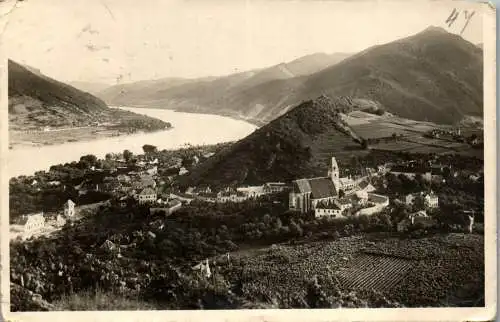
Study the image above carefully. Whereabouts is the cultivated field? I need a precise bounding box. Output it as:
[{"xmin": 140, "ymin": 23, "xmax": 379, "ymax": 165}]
[
  {"xmin": 342, "ymin": 112, "xmax": 481, "ymax": 157},
  {"xmin": 219, "ymin": 233, "xmax": 484, "ymax": 307},
  {"xmin": 336, "ymin": 254, "xmax": 414, "ymax": 292}
]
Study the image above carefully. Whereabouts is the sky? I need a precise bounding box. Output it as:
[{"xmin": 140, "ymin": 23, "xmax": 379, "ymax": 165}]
[{"xmin": 1, "ymin": 0, "xmax": 485, "ymax": 85}]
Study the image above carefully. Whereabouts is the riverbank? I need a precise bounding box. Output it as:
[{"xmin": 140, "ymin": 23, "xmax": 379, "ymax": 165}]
[
  {"xmin": 9, "ymin": 107, "xmax": 171, "ymax": 150},
  {"xmin": 9, "ymin": 126, "xmax": 172, "ymax": 150},
  {"xmin": 7, "ymin": 107, "xmax": 257, "ymax": 178},
  {"xmin": 112, "ymin": 104, "xmax": 267, "ymax": 127}
]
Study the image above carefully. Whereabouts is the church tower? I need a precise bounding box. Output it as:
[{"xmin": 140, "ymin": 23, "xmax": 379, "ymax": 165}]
[{"xmin": 328, "ymin": 157, "xmax": 340, "ymax": 193}]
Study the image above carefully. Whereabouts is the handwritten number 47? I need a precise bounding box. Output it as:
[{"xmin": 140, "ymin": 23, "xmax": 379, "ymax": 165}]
[{"xmin": 445, "ymin": 8, "xmax": 475, "ymax": 35}]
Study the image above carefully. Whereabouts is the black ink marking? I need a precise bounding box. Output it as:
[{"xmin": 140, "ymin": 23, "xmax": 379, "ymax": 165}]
[
  {"xmin": 444, "ymin": 8, "xmax": 475, "ymax": 35},
  {"xmin": 460, "ymin": 10, "xmax": 475, "ymax": 35},
  {"xmin": 445, "ymin": 8, "xmax": 459, "ymax": 27},
  {"xmin": 100, "ymin": 0, "xmax": 115, "ymax": 21}
]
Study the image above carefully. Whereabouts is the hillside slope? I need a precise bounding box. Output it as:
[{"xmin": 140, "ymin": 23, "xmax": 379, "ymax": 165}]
[
  {"xmin": 227, "ymin": 27, "xmax": 483, "ymax": 124},
  {"xmin": 9, "ymin": 60, "xmax": 110, "ymax": 129},
  {"xmin": 181, "ymin": 95, "xmax": 363, "ymax": 189},
  {"xmin": 8, "ymin": 60, "xmax": 170, "ymax": 146}
]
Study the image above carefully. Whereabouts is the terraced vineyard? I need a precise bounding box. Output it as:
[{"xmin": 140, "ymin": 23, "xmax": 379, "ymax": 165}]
[
  {"xmin": 221, "ymin": 233, "xmax": 484, "ymax": 307},
  {"xmin": 336, "ymin": 254, "xmax": 415, "ymax": 293}
]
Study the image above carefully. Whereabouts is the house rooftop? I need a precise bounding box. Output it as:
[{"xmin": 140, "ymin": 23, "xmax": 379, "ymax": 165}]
[
  {"xmin": 292, "ymin": 177, "xmax": 337, "ymax": 199},
  {"xmin": 140, "ymin": 187, "xmax": 156, "ymax": 195},
  {"xmin": 316, "ymin": 201, "xmax": 341, "ymax": 210}
]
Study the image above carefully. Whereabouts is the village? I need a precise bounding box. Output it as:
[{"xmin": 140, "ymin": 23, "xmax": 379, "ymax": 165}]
[{"xmin": 10, "ymin": 143, "xmax": 481, "ymax": 243}]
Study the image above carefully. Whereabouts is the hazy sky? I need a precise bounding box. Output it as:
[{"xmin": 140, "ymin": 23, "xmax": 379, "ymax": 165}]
[{"xmin": 2, "ymin": 0, "xmax": 485, "ymax": 84}]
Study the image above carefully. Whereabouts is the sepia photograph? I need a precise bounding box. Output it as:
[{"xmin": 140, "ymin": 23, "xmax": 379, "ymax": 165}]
[{"xmin": 1, "ymin": 0, "xmax": 496, "ymax": 321}]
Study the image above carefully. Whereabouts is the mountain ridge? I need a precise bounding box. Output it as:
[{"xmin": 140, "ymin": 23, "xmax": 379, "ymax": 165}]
[{"xmin": 98, "ymin": 27, "xmax": 483, "ymax": 126}]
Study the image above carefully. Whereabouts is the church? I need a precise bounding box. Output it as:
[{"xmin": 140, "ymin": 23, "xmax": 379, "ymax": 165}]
[{"xmin": 289, "ymin": 157, "xmax": 345, "ymax": 213}]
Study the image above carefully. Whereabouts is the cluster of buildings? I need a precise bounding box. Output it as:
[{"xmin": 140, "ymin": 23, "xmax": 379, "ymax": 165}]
[
  {"xmin": 184, "ymin": 182, "xmax": 289, "ymax": 204},
  {"xmin": 404, "ymin": 191, "xmax": 439, "ymax": 208},
  {"xmin": 288, "ymin": 157, "xmax": 389, "ymax": 219}
]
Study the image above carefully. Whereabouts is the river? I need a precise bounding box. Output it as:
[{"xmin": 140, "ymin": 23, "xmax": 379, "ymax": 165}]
[{"xmin": 8, "ymin": 107, "xmax": 258, "ymax": 178}]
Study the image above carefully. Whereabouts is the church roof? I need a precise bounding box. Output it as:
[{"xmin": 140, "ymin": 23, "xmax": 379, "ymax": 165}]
[{"xmin": 293, "ymin": 177, "xmax": 337, "ymax": 199}]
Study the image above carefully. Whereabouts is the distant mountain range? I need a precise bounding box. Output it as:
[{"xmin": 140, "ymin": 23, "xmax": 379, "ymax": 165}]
[
  {"xmin": 180, "ymin": 95, "xmax": 363, "ymax": 189},
  {"xmin": 97, "ymin": 52, "xmax": 351, "ymax": 124},
  {"xmin": 97, "ymin": 27, "xmax": 483, "ymax": 126}
]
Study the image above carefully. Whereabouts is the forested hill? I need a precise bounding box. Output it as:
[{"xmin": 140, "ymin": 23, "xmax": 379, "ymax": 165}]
[{"xmin": 180, "ymin": 95, "xmax": 363, "ymax": 189}]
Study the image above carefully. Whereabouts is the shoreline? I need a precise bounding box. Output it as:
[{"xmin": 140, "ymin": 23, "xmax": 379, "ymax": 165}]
[
  {"xmin": 8, "ymin": 126, "xmax": 173, "ymax": 151},
  {"xmin": 114, "ymin": 104, "xmax": 267, "ymax": 127}
]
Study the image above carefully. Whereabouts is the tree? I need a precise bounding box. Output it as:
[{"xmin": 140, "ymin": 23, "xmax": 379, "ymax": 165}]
[
  {"xmin": 79, "ymin": 154, "xmax": 98, "ymax": 169},
  {"xmin": 361, "ymin": 139, "xmax": 369, "ymax": 150},
  {"xmin": 123, "ymin": 150, "xmax": 133, "ymax": 162},
  {"xmin": 143, "ymin": 144, "xmax": 158, "ymax": 154}
]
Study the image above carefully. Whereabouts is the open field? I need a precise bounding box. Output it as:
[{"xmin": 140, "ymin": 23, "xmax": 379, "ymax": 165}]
[{"xmin": 219, "ymin": 233, "xmax": 484, "ymax": 307}]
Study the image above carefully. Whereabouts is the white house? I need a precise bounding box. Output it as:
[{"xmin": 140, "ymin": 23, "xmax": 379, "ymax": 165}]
[
  {"xmin": 314, "ymin": 201, "xmax": 344, "ymax": 218},
  {"xmin": 192, "ymin": 259, "xmax": 211, "ymax": 278},
  {"xmin": 355, "ymin": 190, "xmax": 369, "ymax": 205},
  {"xmin": 55, "ymin": 214, "xmax": 66, "ymax": 227},
  {"xmin": 146, "ymin": 166, "xmax": 158, "ymax": 176},
  {"xmin": 64, "ymin": 199, "xmax": 76, "ymax": 218},
  {"xmin": 22, "ymin": 213, "xmax": 45, "ymax": 234},
  {"xmin": 138, "ymin": 187, "xmax": 157, "ymax": 204},
  {"xmin": 179, "ymin": 167, "xmax": 189, "ymax": 176},
  {"xmin": 339, "ymin": 177, "xmax": 357, "ymax": 194},
  {"xmin": 237, "ymin": 185, "xmax": 265, "ymax": 198},
  {"xmin": 263, "ymin": 182, "xmax": 288, "ymax": 194},
  {"xmin": 424, "ymin": 193, "xmax": 439, "ymax": 208}
]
